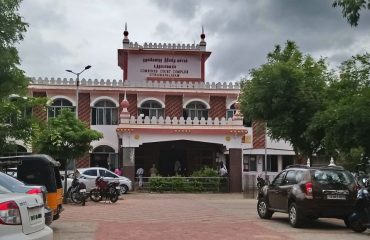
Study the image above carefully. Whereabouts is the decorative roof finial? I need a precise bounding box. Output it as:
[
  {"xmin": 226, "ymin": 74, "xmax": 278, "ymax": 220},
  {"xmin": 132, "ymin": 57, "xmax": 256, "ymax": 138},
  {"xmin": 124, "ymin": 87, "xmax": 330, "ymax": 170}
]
[
  {"xmin": 199, "ymin": 25, "xmax": 206, "ymax": 49},
  {"xmin": 120, "ymin": 91, "xmax": 129, "ymax": 109},
  {"xmin": 328, "ymin": 157, "xmax": 336, "ymax": 166},
  {"xmin": 123, "ymin": 22, "xmax": 129, "ymax": 46},
  {"xmin": 200, "ymin": 25, "xmax": 205, "ymax": 40},
  {"xmin": 124, "ymin": 22, "xmax": 129, "ymax": 37}
]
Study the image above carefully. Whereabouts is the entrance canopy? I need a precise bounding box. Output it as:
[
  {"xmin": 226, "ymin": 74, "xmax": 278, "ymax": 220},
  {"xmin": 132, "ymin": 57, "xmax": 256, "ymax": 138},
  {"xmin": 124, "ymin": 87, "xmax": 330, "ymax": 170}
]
[{"xmin": 116, "ymin": 117, "xmax": 252, "ymax": 150}]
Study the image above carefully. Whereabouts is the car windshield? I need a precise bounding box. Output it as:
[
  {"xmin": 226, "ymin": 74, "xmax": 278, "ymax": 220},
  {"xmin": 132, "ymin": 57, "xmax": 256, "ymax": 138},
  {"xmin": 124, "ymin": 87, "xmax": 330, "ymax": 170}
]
[
  {"xmin": 0, "ymin": 171, "xmax": 24, "ymax": 191},
  {"xmin": 312, "ymin": 169, "xmax": 354, "ymax": 186}
]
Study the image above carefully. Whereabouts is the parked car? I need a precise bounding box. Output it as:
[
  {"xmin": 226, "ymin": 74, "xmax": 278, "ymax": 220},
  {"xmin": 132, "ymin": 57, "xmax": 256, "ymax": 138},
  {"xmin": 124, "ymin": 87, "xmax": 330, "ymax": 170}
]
[
  {"xmin": 0, "ymin": 171, "xmax": 53, "ymax": 226},
  {"xmin": 0, "ymin": 155, "xmax": 64, "ymax": 221},
  {"xmin": 66, "ymin": 167, "xmax": 132, "ymax": 194},
  {"xmin": 0, "ymin": 185, "xmax": 53, "ymax": 240},
  {"xmin": 257, "ymin": 165, "xmax": 358, "ymax": 228}
]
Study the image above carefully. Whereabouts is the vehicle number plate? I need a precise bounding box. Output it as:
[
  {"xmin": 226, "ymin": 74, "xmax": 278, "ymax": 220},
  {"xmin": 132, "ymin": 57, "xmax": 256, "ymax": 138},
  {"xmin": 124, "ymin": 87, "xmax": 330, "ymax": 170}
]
[
  {"xmin": 116, "ymin": 186, "xmax": 121, "ymax": 190},
  {"xmin": 327, "ymin": 195, "xmax": 346, "ymax": 200},
  {"xmin": 28, "ymin": 207, "xmax": 43, "ymax": 225},
  {"xmin": 79, "ymin": 189, "xmax": 87, "ymax": 193}
]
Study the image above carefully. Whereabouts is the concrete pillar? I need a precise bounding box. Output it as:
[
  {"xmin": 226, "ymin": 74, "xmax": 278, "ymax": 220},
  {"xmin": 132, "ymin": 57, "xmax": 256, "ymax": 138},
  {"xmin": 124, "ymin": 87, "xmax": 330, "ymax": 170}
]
[
  {"xmin": 229, "ymin": 148, "xmax": 242, "ymax": 192},
  {"xmin": 122, "ymin": 147, "xmax": 135, "ymax": 183}
]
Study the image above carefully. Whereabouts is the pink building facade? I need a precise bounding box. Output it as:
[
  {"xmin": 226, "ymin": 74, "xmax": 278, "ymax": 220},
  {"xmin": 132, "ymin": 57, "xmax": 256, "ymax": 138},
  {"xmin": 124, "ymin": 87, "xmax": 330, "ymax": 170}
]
[{"xmin": 27, "ymin": 27, "xmax": 294, "ymax": 192}]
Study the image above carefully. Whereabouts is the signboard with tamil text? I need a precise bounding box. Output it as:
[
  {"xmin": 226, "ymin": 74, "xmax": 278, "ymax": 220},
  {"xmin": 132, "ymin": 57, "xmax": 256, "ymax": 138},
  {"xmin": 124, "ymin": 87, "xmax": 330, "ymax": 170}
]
[{"xmin": 127, "ymin": 53, "xmax": 201, "ymax": 82}]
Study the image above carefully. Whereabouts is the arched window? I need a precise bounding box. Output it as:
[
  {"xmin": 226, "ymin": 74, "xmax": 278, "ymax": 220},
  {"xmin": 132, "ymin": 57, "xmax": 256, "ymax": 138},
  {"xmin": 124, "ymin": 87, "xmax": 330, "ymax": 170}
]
[
  {"xmin": 5, "ymin": 96, "xmax": 32, "ymax": 124},
  {"xmin": 92, "ymin": 100, "xmax": 118, "ymax": 125},
  {"xmin": 139, "ymin": 100, "xmax": 164, "ymax": 118},
  {"xmin": 93, "ymin": 145, "xmax": 115, "ymax": 153},
  {"xmin": 227, "ymin": 103, "xmax": 236, "ymax": 119},
  {"xmin": 48, "ymin": 98, "xmax": 74, "ymax": 119},
  {"xmin": 184, "ymin": 101, "xmax": 208, "ymax": 120},
  {"xmin": 91, "ymin": 145, "xmax": 117, "ymax": 170}
]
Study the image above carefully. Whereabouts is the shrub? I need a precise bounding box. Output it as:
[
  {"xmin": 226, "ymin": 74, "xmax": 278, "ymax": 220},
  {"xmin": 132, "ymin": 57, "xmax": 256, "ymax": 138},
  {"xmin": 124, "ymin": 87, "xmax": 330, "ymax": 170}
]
[{"xmin": 148, "ymin": 167, "xmax": 223, "ymax": 193}]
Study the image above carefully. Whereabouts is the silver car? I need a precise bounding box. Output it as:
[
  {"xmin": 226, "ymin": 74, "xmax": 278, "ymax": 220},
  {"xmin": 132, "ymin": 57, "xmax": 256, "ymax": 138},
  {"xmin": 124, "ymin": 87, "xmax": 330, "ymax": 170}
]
[
  {"xmin": 0, "ymin": 186, "xmax": 53, "ymax": 240},
  {"xmin": 67, "ymin": 167, "xmax": 132, "ymax": 194}
]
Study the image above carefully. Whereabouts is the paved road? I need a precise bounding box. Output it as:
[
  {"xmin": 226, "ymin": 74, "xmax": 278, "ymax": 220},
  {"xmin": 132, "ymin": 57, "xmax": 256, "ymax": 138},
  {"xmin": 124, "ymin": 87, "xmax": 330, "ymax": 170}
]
[{"xmin": 52, "ymin": 193, "xmax": 370, "ymax": 240}]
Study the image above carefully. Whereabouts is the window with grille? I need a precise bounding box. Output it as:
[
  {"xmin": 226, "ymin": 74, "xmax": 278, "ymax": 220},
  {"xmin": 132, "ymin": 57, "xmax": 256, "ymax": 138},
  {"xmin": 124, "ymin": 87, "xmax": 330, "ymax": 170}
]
[
  {"xmin": 226, "ymin": 103, "xmax": 236, "ymax": 119},
  {"xmin": 91, "ymin": 100, "xmax": 118, "ymax": 125},
  {"xmin": 139, "ymin": 100, "xmax": 164, "ymax": 118},
  {"xmin": 48, "ymin": 98, "xmax": 74, "ymax": 119},
  {"xmin": 184, "ymin": 101, "xmax": 208, "ymax": 120}
]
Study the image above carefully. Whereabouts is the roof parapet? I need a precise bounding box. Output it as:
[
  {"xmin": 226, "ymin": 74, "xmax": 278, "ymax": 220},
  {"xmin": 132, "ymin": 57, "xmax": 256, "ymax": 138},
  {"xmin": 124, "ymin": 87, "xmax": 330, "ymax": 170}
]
[{"xmin": 29, "ymin": 77, "xmax": 240, "ymax": 89}]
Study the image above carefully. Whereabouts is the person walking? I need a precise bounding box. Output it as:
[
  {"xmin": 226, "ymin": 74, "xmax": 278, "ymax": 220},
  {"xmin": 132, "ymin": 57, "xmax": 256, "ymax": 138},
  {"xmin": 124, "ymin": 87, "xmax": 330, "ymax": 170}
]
[{"xmin": 136, "ymin": 167, "xmax": 144, "ymax": 188}]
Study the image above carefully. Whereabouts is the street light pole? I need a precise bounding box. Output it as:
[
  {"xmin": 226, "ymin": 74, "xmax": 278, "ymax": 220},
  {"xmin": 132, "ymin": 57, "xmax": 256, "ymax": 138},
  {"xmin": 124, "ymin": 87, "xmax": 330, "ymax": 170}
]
[
  {"xmin": 63, "ymin": 65, "xmax": 91, "ymax": 204},
  {"xmin": 65, "ymin": 65, "xmax": 91, "ymax": 118},
  {"xmin": 264, "ymin": 121, "xmax": 268, "ymax": 182}
]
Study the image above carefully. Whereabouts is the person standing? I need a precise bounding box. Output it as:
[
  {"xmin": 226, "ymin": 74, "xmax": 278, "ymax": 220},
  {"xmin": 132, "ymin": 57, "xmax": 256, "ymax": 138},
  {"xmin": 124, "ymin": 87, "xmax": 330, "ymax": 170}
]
[
  {"xmin": 219, "ymin": 162, "xmax": 228, "ymax": 177},
  {"xmin": 114, "ymin": 168, "xmax": 122, "ymax": 176},
  {"xmin": 174, "ymin": 160, "xmax": 181, "ymax": 175},
  {"xmin": 150, "ymin": 164, "xmax": 158, "ymax": 177},
  {"xmin": 136, "ymin": 167, "xmax": 144, "ymax": 188}
]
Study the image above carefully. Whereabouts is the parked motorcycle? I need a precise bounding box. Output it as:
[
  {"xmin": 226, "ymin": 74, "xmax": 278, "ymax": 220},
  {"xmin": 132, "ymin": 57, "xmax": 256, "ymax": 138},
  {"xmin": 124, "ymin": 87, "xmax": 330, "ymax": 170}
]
[
  {"xmin": 89, "ymin": 176, "xmax": 120, "ymax": 203},
  {"xmin": 348, "ymin": 178, "xmax": 370, "ymax": 233},
  {"xmin": 68, "ymin": 176, "xmax": 88, "ymax": 206},
  {"xmin": 256, "ymin": 175, "xmax": 267, "ymax": 192}
]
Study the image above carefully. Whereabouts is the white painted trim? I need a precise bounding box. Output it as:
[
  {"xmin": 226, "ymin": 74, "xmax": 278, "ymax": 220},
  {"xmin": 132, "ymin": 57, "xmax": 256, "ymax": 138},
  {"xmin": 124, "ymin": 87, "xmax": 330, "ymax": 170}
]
[
  {"xmin": 91, "ymin": 141, "xmax": 118, "ymax": 153},
  {"xmin": 137, "ymin": 97, "xmax": 165, "ymax": 108},
  {"xmin": 227, "ymin": 100, "xmax": 237, "ymax": 109},
  {"xmin": 183, "ymin": 98, "xmax": 210, "ymax": 109},
  {"xmin": 90, "ymin": 96, "xmax": 119, "ymax": 107},
  {"xmin": 48, "ymin": 95, "xmax": 76, "ymax": 106}
]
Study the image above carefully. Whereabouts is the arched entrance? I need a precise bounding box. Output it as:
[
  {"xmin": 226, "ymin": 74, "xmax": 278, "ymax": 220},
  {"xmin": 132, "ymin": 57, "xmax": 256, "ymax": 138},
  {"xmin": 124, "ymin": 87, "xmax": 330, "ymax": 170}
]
[
  {"xmin": 90, "ymin": 145, "xmax": 117, "ymax": 170},
  {"xmin": 134, "ymin": 140, "xmax": 224, "ymax": 177}
]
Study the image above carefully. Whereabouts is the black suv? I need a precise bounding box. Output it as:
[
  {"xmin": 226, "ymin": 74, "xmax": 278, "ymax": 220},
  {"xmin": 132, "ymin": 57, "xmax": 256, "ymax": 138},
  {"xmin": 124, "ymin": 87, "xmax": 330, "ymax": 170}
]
[{"xmin": 257, "ymin": 165, "xmax": 357, "ymax": 228}]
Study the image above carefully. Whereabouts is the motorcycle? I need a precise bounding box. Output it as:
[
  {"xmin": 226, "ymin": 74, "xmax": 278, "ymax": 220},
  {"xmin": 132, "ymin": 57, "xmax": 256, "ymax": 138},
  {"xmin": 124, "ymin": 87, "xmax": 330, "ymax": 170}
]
[
  {"xmin": 89, "ymin": 176, "xmax": 120, "ymax": 203},
  {"xmin": 68, "ymin": 176, "xmax": 88, "ymax": 206},
  {"xmin": 256, "ymin": 175, "xmax": 267, "ymax": 192},
  {"xmin": 348, "ymin": 178, "xmax": 370, "ymax": 233}
]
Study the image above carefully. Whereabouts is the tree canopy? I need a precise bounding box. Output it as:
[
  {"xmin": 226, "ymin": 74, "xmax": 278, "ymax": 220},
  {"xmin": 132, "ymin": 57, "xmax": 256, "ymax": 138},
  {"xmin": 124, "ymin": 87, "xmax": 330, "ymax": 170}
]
[
  {"xmin": 308, "ymin": 53, "xmax": 370, "ymax": 162},
  {"xmin": 0, "ymin": 96, "xmax": 46, "ymax": 155},
  {"xmin": 240, "ymin": 41, "xmax": 330, "ymax": 158},
  {"xmin": 333, "ymin": 0, "xmax": 370, "ymax": 26},
  {"xmin": 240, "ymin": 41, "xmax": 370, "ymax": 167},
  {"xmin": 34, "ymin": 109, "xmax": 103, "ymax": 162},
  {"xmin": 0, "ymin": 0, "xmax": 29, "ymax": 98}
]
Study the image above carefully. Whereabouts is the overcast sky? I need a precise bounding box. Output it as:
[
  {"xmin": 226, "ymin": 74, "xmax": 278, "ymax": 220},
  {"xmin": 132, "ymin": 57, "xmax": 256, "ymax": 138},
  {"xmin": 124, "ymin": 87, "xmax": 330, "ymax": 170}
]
[{"xmin": 18, "ymin": 0, "xmax": 370, "ymax": 83}]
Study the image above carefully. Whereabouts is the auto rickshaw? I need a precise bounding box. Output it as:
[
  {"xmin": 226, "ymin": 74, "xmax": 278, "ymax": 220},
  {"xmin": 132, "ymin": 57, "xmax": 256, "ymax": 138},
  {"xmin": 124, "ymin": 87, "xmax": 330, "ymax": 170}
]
[{"xmin": 0, "ymin": 154, "xmax": 64, "ymax": 220}]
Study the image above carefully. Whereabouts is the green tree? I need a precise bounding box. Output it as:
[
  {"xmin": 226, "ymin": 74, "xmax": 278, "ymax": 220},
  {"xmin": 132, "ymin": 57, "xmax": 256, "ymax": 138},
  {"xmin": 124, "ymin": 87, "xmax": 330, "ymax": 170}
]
[
  {"xmin": 239, "ymin": 41, "xmax": 330, "ymax": 158},
  {"xmin": 0, "ymin": 96, "xmax": 46, "ymax": 155},
  {"xmin": 333, "ymin": 0, "xmax": 370, "ymax": 26},
  {"xmin": 0, "ymin": 0, "xmax": 29, "ymax": 98},
  {"xmin": 33, "ymin": 109, "xmax": 103, "ymax": 201},
  {"xmin": 308, "ymin": 53, "xmax": 370, "ymax": 165}
]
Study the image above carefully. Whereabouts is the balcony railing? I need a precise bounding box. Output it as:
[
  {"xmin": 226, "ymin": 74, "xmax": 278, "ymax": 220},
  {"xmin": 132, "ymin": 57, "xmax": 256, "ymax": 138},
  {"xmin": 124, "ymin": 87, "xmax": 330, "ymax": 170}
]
[
  {"xmin": 122, "ymin": 116, "xmax": 243, "ymax": 126},
  {"xmin": 29, "ymin": 77, "xmax": 240, "ymax": 90}
]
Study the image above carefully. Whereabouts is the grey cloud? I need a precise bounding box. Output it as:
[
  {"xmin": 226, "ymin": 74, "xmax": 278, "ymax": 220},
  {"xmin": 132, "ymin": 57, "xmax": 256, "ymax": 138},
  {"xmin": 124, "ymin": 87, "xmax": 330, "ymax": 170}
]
[
  {"xmin": 152, "ymin": 22, "xmax": 175, "ymax": 41},
  {"xmin": 152, "ymin": 0, "xmax": 201, "ymax": 19},
  {"xmin": 16, "ymin": 0, "xmax": 370, "ymax": 84}
]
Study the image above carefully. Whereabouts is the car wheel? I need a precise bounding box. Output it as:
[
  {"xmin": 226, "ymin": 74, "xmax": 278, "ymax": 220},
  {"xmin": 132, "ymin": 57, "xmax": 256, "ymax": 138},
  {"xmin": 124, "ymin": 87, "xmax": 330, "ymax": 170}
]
[
  {"xmin": 120, "ymin": 184, "xmax": 129, "ymax": 194},
  {"xmin": 289, "ymin": 203, "xmax": 305, "ymax": 228},
  {"xmin": 351, "ymin": 220, "xmax": 367, "ymax": 233},
  {"xmin": 257, "ymin": 199, "xmax": 273, "ymax": 219}
]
